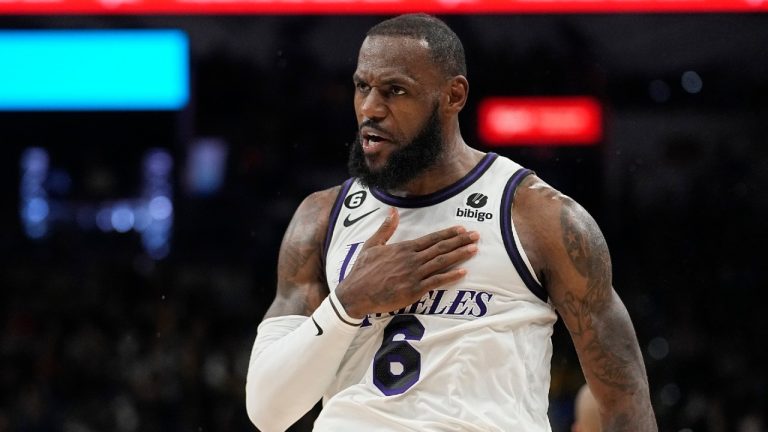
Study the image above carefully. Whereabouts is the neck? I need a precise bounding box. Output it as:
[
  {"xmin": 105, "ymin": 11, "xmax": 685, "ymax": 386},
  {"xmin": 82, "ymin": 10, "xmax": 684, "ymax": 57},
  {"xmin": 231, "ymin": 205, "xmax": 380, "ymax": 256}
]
[{"xmin": 386, "ymin": 133, "xmax": 485, "ymax": 197}]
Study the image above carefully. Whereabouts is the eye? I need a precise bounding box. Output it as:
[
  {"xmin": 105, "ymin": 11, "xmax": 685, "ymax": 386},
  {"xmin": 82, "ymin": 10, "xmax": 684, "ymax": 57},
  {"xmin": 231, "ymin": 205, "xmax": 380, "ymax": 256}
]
[
  {"xmin": 390, "ymin": 86, "xmax": 406, "ymax": 96},
  {"xmin": 355, "ymin": 81, "xmax": 370, "ymax": 93}
]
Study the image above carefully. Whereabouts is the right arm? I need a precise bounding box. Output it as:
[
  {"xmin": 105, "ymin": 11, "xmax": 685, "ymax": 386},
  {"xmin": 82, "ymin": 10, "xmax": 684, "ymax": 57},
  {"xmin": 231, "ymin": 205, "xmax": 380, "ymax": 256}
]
[
  {"xmin": 245, "ymin": 187, "xmax": 345, "ymax": 432},
  {"xmin": 246, "ymin": 188, "xmax": 480, "ymax": 431},
  {"xmin": 263, "ymin": 187, "xmax": 338, "ymax": 320}
]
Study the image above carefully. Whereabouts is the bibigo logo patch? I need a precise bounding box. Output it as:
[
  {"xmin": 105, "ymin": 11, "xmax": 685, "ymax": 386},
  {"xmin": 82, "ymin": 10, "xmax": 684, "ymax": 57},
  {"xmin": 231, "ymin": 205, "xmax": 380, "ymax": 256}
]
[{"xmin": 455, "ymin": 193, "xmax": 493, "ymax": 222}]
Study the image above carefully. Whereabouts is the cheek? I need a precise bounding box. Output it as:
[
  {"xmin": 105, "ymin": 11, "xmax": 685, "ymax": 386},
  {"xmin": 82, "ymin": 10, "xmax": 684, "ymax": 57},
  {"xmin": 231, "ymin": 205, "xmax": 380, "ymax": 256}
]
[
  {"xmin": 391, "ymin": 109, "xmax": 426, "ymax": 141},
  {"xmin": 395, "ymin": 115, "xmax": 427, "ymax": 144}
]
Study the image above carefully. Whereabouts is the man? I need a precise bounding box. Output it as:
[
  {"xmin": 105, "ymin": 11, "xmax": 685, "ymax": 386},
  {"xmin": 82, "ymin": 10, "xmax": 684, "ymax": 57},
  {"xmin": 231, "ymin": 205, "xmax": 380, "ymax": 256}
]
[
  {"xmin": 246, "ymin": 13, "xmax": 656, "ymax": 432},
  {"xmin": 573, "ymin": 384, "xmax": 602, "ymax": 432}
]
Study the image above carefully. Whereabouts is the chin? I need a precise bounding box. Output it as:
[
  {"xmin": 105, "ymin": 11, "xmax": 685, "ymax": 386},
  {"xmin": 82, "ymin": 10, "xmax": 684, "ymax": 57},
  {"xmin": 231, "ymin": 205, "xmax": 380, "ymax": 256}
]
[{"xmin": 364, "ymin": 151, "xmax": 390, "ymax": 171}]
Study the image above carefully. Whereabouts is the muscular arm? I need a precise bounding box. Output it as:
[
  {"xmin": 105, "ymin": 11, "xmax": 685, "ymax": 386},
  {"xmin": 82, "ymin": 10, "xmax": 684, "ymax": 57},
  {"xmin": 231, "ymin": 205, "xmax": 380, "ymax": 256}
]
[
  {"xmin": 514, "ymin": 176, "xmax": 657, "ymax": 432},
  {"xmin": 263, "ymin": 186, "xmax": 338, "ymax": 319},
  {"xmin": 246, "ymin": 187, "xmax": 354, "ymax": 432}
]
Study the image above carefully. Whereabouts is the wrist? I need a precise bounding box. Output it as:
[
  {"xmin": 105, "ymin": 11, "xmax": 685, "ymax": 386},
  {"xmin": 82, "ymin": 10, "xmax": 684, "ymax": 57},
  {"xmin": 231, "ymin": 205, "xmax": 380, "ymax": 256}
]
[
  {"xmin": 329, "ymin": 289, "xmax": 365, "ymax": 324},
  {"xmin": 331, "ymin": 287, "xmax": 366, "ymax": 321}
]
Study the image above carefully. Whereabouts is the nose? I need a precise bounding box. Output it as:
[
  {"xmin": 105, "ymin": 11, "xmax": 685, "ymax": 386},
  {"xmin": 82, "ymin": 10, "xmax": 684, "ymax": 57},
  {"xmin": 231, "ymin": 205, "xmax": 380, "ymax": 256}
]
[{"xmin": 358, "ymin": 89, "xmax": 387, "ymax": 123}]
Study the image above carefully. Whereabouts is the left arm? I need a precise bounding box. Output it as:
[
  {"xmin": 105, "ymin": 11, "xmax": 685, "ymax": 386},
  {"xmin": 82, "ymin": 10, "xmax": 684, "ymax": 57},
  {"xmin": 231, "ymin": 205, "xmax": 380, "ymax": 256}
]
[{"xmin": 514, "ymin": 176, "xmax": 656, "ymax": 432}]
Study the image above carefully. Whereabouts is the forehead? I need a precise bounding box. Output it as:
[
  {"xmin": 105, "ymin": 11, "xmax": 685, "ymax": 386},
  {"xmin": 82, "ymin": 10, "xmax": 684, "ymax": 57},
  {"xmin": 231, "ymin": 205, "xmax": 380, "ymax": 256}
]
[{"xmin": 355, "ymin": 35, "xmax": 440, "ymax": 84}]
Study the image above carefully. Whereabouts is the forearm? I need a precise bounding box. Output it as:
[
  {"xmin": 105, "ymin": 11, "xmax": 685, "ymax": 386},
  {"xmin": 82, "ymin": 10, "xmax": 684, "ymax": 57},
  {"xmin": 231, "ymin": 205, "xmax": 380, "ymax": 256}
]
[
  {"xmin": 245, "ymin": 292, "xmax": 361, "ymax": 432},
  {"xmin": 602, "ymin": 390, "xmax": 656, "ymax": 432},
  {"xmin": 581, "ymin": 298, "xmax": 657, "ymax": 432},
  {"xmin": 597, "ymin": 365, "xmax": 655, "ymax": 432}
]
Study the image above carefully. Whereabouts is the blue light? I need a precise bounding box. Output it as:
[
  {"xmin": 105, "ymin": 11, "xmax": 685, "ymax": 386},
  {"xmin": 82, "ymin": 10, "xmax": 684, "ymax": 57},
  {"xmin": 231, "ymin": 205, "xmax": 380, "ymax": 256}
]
[
  {"xmin": 111, "ymin": 205, "xmax": 135, "ymax": 233},
  {"xmin": 186, "ymin": 138, "xmax": 228, "ymax": 196},
  {"xmin": 148, "ymin": 196, "xmax": 173, "ymax": 220},
  {"xmin": 97, "ymin": 207, "xmax": 113, "ymax": 232},
  {"xmin": 0, "ymin": 30, "xmax": 189, "ymax": 110},
  {"xmin": 19, "ymin": 147, "xmax": 50, "ymax": 239},
  {"xmin": 141, "ymin": 149, "xmax": 174, "ymax": 260},
  {"xmin": 25, "ymin": 198, "xmax": 50, "ymax": 223}
]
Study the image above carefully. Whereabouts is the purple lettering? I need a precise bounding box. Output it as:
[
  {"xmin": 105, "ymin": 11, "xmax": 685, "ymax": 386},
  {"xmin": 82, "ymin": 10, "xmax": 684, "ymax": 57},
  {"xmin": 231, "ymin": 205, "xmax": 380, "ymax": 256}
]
[
  {"xmin": 427, "ymin": 289, "xmax": 449, "ymax": 315},
  {"xmin": 338, "ymin": 242, "xmax": 364, "ymax": 282},
  {"xmin": 446, "ymin": 290, "xmax": 475, "ymax": 315},
  {"xmin": 471, "ymin": 291, "xmax": 493, "ymax": 317},
  {"xmin": 407, "ymin": 290, "xmax": 434, "ymax": 315}
]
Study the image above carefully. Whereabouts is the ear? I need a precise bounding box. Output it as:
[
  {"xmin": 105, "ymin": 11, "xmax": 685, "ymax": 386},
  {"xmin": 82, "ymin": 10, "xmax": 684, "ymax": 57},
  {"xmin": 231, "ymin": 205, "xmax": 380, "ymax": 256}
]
[{"xmin": 444, "ymin": 75, "xmax": 469, "ymax": 113}]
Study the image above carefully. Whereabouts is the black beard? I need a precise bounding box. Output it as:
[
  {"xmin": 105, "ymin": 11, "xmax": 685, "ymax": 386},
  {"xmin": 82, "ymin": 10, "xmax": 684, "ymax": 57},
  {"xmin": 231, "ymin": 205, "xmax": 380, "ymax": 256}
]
[{"xmin": 347, "ymin": 107, "xmax": 443, "ymax": 191}]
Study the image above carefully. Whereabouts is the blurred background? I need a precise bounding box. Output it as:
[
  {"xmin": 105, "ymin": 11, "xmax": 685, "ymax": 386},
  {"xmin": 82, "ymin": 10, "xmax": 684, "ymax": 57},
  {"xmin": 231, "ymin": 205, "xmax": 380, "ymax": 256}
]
[{"xmin": 1, "ymin": 3, "xmax": 767, "ymax": 432}]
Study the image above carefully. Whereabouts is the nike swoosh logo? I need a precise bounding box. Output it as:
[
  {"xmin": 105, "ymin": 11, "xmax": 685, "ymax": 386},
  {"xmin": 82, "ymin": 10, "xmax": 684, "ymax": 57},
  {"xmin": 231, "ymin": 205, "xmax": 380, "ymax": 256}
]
[
  {"xmin": 343, "ymin": 207, "xmax": 380, "ymax": 227},
  {"xmin": 312, "ymin": 317, "xmax": 323, "ymax": 336}
]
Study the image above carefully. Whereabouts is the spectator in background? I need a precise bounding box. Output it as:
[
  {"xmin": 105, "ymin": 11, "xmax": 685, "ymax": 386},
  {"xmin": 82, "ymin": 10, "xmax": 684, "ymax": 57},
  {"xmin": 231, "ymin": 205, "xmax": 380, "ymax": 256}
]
[{"xmin": 573, "ymin": 384, "xmax": 602, "ymax": 432}]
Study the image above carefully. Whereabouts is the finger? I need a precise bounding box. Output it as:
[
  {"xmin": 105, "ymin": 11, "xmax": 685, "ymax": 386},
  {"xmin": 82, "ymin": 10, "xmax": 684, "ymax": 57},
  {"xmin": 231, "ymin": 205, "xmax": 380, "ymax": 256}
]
[
  {"xmin": 417, "ymin": 230, "xmax": 479, "ymax": 263},
  {"xmin": 408, "ymin": 225, "xmax": 467, "ymax": 252},
  {"xmin": 418, "ymin": 243, "xmax": 478, "ymax": 279},
  {"xmin": 418, "ymin": 268, "xmax": 468, "ymax": 292},
  {"xmin": 362, "ymin": 207, "xmax": 399, "ymax": 249}
]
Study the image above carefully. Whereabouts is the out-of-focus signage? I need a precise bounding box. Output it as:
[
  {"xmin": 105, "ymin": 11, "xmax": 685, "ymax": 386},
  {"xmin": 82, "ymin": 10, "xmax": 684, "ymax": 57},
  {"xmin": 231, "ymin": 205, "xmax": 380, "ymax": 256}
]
[
  {"xmin": 478, "ymin": 97, "xmax": 603, "ymax": 146},
  {"xmin": 0, "ymin": 30, "xmax": 188, "ymax": 110}
]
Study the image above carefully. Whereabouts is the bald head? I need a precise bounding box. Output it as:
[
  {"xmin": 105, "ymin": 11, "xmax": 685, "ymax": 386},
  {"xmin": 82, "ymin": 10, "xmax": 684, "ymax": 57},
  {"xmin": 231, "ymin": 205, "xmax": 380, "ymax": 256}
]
[{"xmin": 573, "ymin": 385, "xmax": 602, "ymax": 432}]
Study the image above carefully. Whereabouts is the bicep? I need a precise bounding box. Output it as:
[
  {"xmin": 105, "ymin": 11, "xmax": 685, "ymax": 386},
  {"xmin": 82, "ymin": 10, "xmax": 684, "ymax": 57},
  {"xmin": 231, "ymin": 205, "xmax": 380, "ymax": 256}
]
[
  {"xmin": 542, "ymin": 197, "xmax": 647, "ymax": 399},
  {"xmin": 547, "ymin": 197, "xmax": 615, "ymax": 343},
  {"xmin": 263, "ymin": 188, "xmax": 338, "ymax": 320},
  {"xmin": 515, "ymin": 179, "xmax": 654, "ymax": 429}
]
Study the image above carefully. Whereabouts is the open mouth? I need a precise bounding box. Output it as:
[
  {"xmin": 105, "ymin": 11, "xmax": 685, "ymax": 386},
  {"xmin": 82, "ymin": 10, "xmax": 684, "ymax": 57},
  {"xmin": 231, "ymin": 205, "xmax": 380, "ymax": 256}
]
[{"xmin": 362, "ymin": 131, "xmax": 390, "ymax": 153}]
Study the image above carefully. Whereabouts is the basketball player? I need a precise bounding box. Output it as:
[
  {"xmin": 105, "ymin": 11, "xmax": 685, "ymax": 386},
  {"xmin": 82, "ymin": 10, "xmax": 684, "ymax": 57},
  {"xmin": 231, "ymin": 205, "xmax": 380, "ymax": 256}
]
[
  {"xmin": 573, "ymin": 384, "xmax": 602, "ymax": 432},
  {"xmin": 245, "ymin": 14, "xmax": 656, "ymax": 432}
]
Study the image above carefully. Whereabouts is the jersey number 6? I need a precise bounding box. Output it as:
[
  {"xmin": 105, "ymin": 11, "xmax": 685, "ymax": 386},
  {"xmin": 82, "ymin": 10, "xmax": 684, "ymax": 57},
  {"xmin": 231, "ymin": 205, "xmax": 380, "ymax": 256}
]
[{"xmin": 373, "ymin": 315, "xmax": 425, "ymax": 396}]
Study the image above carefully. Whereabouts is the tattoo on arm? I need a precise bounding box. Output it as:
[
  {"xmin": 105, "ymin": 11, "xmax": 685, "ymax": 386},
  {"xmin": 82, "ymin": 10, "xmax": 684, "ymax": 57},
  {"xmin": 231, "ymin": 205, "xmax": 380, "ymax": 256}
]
[
  {"xmin": 271, "ymin": 189, "xmax": 337, "ymax": 317},
  {"xmin": 524, "ymin": 180, "xmax": 654, "ymax": 430},
  {"xmin": 557, "ymin": 202, "xmax": 638, "ymax": 393}
]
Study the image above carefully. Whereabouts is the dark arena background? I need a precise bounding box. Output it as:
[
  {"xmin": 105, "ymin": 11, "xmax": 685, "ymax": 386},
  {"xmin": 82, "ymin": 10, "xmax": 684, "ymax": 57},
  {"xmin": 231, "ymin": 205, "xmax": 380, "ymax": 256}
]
[{"xmin": 1, "ymin": 2, "xmax": 767, "ymax": 431}]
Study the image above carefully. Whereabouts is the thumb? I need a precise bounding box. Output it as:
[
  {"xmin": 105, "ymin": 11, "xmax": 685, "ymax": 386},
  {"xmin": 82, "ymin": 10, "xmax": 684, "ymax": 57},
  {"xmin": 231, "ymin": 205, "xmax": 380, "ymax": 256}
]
[{"xmin": 363, "ymin": 207, "xmax": 399, "ymax": 249}]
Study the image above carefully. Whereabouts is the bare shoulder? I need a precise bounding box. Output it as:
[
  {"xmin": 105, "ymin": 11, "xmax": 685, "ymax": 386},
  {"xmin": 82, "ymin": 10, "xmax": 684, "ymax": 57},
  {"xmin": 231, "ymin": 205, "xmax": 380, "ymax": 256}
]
[
  {"xmin": 263, "ymin": 185, "xmax": 343, "ymax": 320},
  {"xmin": 511, "ymin": 174, "xmax": 611, "ymax": 303}
]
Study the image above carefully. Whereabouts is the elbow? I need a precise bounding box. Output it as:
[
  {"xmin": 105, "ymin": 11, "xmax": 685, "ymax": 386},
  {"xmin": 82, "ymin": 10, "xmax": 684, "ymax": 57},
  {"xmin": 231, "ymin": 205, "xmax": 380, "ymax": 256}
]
[
  {"xmin": 245, "ymin": 377, "xmax": 293, "ymax": 432},
  {"xmin": 245, "ymin": 379, "xmax": 274, "ymax": 431},
  {"xmin": 245, "ymin": 382, "xmax": 265, "ymax": 429}
]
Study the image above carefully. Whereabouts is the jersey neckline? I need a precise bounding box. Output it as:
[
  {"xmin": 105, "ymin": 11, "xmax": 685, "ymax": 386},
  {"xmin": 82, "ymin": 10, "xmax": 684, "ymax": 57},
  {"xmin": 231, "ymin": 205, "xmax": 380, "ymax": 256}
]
[{"xmin": 369, "ymin": 152, "xmax": 498, "ymax": 208}]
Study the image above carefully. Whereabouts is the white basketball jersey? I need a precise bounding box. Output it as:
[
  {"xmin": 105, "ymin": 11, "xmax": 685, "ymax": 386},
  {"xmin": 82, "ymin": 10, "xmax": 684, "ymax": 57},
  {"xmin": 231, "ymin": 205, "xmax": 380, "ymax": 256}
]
[{"xmin": 317, "ymin": 153, "xmax": 557, "ymax": 432}]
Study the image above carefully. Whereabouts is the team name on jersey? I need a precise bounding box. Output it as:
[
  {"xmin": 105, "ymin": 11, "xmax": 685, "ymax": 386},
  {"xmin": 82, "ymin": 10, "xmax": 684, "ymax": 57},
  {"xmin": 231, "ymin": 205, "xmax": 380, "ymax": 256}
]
[{"xmin": 360, "ymin": 288, "xmax": 494, "ymax": 327}]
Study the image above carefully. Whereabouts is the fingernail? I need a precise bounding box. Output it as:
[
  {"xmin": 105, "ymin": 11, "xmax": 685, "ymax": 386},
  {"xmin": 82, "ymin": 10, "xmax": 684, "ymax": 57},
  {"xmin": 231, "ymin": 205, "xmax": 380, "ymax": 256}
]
[
  {"xmin": 467, "ymin": 244, "xmax": 478, "ymax": 253},
  {"xmin": 469, "ymin": 231, "xmax": 480, "ymax": 241},
  {"xmin": 455, "ymin": 226, "xmax": 466, "ymax": 234}
]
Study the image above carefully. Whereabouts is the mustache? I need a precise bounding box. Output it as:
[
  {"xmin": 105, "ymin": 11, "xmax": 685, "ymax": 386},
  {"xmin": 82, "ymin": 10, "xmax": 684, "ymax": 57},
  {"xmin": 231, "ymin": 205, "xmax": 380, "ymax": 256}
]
[{"xmin": 358, "ymin": 119, "xmax": 389, "ymax": 136}]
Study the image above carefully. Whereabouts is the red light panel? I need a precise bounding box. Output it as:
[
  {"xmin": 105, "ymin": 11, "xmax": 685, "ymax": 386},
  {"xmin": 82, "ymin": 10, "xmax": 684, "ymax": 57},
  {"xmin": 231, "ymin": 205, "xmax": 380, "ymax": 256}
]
[
  {"xmin": 478, "ymin": 97, "xmax": 603, "ymax": 147},
  {"xmin": 0, "ymin": 0, "xmax": 766, "ymax": 14}
]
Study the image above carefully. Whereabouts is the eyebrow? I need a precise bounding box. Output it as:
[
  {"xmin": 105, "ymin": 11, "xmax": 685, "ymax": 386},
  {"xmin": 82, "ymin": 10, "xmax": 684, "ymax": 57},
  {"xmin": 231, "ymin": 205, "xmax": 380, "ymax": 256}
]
[{"xmin": 352, "ymin": 73, "xmax": 415, "ymax": 87}]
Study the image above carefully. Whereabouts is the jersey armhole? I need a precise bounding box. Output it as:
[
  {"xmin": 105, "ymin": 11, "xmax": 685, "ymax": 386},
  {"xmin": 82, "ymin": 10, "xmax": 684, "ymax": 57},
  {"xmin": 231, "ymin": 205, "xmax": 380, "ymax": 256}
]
[
  {"xmin": 500, "ymin": 169, "xmax": 548, "ymax": 303},
  {"xmin": 322, "ymin": 178, "xmax": 355, "ymax": 266}
]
